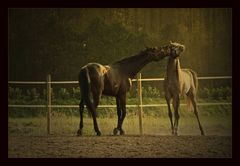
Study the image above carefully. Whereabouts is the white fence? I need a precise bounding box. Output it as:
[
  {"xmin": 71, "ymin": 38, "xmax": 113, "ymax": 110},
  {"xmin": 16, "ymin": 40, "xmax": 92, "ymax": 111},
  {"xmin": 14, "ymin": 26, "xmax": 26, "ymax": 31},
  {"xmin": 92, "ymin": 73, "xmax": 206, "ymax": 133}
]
[{"xmin": 8, "ymin": 74, "xmax": 232, "ymax": 134}]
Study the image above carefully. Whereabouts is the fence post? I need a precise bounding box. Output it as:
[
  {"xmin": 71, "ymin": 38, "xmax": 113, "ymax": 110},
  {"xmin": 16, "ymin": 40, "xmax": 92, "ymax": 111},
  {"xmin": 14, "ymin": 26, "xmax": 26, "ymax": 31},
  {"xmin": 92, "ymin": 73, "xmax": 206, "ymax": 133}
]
[
  {"xmin": 137, "ymin": 73, "xmax": 143, "ymax": 135},
  {"xmin": 47, "ymin": 74, "xmax": 51, "ymax": 134}
]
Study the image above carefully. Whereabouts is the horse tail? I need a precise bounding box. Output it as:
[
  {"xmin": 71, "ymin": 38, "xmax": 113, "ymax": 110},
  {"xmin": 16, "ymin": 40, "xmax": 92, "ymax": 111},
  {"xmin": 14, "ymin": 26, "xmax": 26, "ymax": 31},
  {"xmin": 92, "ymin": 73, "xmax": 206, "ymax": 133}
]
[
  {"xmin": 185, "ymin": 69, "xmax": 198, "ymax": 112},
  {"xmin": 186, "ymin": 95, "xmax": 193, "ymax": 112},
  {"xmin": 79, "ymin": 67, "xmax": 93, "ymax": 116}
]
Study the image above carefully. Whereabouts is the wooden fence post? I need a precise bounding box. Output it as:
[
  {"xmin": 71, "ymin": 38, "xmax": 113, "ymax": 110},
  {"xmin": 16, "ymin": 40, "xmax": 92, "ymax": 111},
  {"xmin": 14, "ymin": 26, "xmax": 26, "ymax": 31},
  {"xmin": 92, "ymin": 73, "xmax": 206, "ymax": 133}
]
[
  {"xmin": 137, "ymin": 73, "xmax": 143, "ymax": 135},
  {"xmin": 47, "ymin": 74, "xmax": 51, "ymax": 134}
]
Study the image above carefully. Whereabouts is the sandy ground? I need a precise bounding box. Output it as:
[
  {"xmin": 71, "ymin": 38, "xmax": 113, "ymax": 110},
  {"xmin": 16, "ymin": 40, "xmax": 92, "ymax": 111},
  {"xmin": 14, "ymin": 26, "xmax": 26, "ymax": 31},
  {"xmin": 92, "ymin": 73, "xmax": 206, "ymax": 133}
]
[{"xmin": 8, "ymin": 135, "xmax": 232, "ymax": 158}]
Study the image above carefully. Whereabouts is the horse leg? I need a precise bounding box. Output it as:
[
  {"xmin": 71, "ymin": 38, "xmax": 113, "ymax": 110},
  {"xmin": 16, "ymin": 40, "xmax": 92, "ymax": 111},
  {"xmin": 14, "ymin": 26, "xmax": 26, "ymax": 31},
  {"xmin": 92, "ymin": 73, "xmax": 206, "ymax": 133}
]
[
  {"xmin": 83, "ymin": 94, "xmax": 101, "ymax": 136},
  {"xmin": 89, "ymin": 107, "xmax": 101, "ymax": 136},
  {"xmin": 77, "ymin": 99, "xmax": 84, "ymax": 136},
  {"xmin": 172, "ymin": 95, "xmax": 180, "ymax": 136},
  {"xmin": 118, "ymin": 94, "xmax": 126, "ymax": 135},
  {"xmin": 189, "ymin": 92, "xmax": 205, "ymax": 135},
  {"xmin": 90, "ymin": 89, "xmax": 102, "ymax": 136},
  {"xmin": 165, "ymin": 95, "xmax": 174, "ymax": 135},
  {"xmin": 113, "ymin": 97, "xmax": 122, "ymax": 135},
  {"xmin": 93, "ymin": 90, "xmax": 102, "ymax": 117}
]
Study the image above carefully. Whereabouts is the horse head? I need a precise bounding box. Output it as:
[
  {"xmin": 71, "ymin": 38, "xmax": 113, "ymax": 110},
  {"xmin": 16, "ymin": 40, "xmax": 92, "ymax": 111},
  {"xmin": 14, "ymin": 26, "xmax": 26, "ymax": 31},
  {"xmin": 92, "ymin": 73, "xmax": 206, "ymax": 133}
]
[
  {"xmin": 144, "ymin": 46, "xmax": 169, "ymax": 61},
  {"xmin": 168, "ymin": 41, "xmax": 185, "ymax": 58}
]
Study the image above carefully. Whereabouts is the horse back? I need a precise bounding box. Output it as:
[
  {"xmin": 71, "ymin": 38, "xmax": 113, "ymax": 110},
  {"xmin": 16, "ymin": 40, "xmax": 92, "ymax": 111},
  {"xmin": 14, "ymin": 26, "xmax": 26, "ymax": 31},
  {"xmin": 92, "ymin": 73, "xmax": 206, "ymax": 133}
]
[
  {"xmin": 164, "ymin": 68, "xmax": 197, "ymax": 96},
  {"xmin": 80, "ymin": 63, "xmax": 109, "ymax": 93}
]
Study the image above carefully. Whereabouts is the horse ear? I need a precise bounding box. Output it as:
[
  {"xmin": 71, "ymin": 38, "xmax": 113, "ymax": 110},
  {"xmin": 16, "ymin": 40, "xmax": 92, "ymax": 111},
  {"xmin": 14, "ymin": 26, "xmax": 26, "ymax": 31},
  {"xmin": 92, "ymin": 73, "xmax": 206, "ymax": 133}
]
[{"xmin": 169, "ymin": 40, "xmax": 173, "ymax": 44}]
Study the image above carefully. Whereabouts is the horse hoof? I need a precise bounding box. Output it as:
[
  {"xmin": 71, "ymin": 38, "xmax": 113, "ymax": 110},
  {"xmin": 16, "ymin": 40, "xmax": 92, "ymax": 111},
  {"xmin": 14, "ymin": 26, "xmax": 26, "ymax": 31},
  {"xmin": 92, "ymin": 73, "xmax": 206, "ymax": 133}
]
[
  {"xmin": 120, "ymin": 129, "xmax": 125, "ymax": 135},
  {"xmin": 113, "ymin": 128, "xmax": 119, "ymax": 135},
  {"xmin": 77, "ymin": 129, "xmax": 82, "ymax": 136},
  {"xmin": 201, "ymin": 131, "xmax": 205, "ymax": 136},
  {"xmin": 96, "ymin": 131, "xmax": 101, "ymax": 136}
]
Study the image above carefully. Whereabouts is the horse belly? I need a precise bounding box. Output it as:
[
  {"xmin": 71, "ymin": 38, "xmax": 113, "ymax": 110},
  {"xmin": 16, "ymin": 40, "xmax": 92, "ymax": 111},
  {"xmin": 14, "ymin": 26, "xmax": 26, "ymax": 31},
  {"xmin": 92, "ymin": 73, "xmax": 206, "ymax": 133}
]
[
  {"xmin": 102, "ymin": 86, "xmax": 119, "ymax": 96},
  {"xmin": 102, "ymin": 75, "xmax": 120, "ymax": 96},
  {"xmin": 182, "ymin": 83, "xmax": 190, "ymax": 94}
]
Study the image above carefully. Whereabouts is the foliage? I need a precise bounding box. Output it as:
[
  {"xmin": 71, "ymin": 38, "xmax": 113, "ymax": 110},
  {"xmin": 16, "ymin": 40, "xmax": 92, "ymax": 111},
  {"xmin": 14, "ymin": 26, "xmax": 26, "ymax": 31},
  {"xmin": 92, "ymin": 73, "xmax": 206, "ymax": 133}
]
[
  {"xmin": 8, "ymin": 86, "xmax": 232, "ymax": 117},
  {"xmin": 9, "ymin": 9, "xmax": 232, "ymax": 80},
  {"xmin": 57, "ymin": 88, "xmax": 70, "ymax": 100},
  {"xmin": 8, "ymin": 86, "xmax": 232, "ymax": 102},
  {"xmin": 198, "ymin": 86, "xmax": 232, "ymax": 101},
  {"xmin": 9, "ymin": 12, "xmax": 151, "ymax": 80},
  {"xmin": 142, "ymin": 86, "xmax": 161, "ymax": 98},
  {"xmin": 8, "ymin": 87, "xmax": 23, "ymax": 100},
  {"xmin": 26, "ymin": 88, "xmax": 40, "ymax": 101}
]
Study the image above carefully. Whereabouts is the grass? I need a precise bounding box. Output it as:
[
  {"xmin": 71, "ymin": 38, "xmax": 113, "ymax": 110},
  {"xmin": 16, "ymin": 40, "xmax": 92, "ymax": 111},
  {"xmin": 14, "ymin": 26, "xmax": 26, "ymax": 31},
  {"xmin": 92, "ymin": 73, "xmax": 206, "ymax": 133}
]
[{"xmin": 8, "ymin": 106, "xmax": 232, "ymax": 136}]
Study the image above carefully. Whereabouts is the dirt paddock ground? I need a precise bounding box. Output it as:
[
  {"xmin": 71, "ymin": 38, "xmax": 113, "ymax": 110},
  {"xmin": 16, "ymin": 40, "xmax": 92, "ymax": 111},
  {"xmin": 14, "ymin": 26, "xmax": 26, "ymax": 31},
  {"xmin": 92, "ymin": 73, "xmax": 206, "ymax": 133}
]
[{"xmin": 8, "ymin": 135, "xmax": 232, "ymax": 158}]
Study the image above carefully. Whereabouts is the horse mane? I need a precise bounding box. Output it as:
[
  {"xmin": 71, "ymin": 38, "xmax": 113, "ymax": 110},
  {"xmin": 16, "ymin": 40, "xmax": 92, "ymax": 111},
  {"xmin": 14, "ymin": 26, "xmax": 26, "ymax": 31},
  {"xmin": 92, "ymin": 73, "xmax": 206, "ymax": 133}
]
[
  {"xmin": 112, "ymin": 50, "xmax": 145, "ymax": 66},
  {"xmin": 111, "ymin": 50, "xmax": 150, "ymax": 78}
]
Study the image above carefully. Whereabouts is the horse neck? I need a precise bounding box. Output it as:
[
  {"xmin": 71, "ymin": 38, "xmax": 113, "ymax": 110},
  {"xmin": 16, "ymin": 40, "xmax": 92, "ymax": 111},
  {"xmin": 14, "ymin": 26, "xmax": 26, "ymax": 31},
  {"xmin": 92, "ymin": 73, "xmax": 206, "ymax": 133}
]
[
  {"xmin": 113, "ymin": 52, "xmax": 151, "ymax": 78},
  {"xmin": 166, "ymin": 57, "xmax": 181, "ymax": 81}
]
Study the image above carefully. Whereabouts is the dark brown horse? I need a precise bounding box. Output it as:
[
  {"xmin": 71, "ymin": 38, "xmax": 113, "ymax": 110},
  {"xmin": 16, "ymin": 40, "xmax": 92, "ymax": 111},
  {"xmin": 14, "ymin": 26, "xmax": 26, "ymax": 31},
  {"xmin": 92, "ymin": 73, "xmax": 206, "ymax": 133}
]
[
  {"xmin": 163, "ymin": 42, "xmax": 205, "ymax": 136},
  {"xmin": 77, "ymin": 46, "xmax": 171, "ymax": 136}
]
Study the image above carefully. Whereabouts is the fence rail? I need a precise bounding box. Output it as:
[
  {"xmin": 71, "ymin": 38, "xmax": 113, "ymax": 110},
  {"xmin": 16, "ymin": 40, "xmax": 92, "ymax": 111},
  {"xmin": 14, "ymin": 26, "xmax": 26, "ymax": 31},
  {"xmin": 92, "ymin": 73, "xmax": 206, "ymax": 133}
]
[
  {"xmin": 8, "ymin": 76, "xmax": 232, "ymax": 84},
  {"xmin": 8, "ymin": 74, "xmax": 232, "ymax": 135},
  {"xmin": 8, "ymin": 102, "xmax": 232, "ymax": 109}
]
